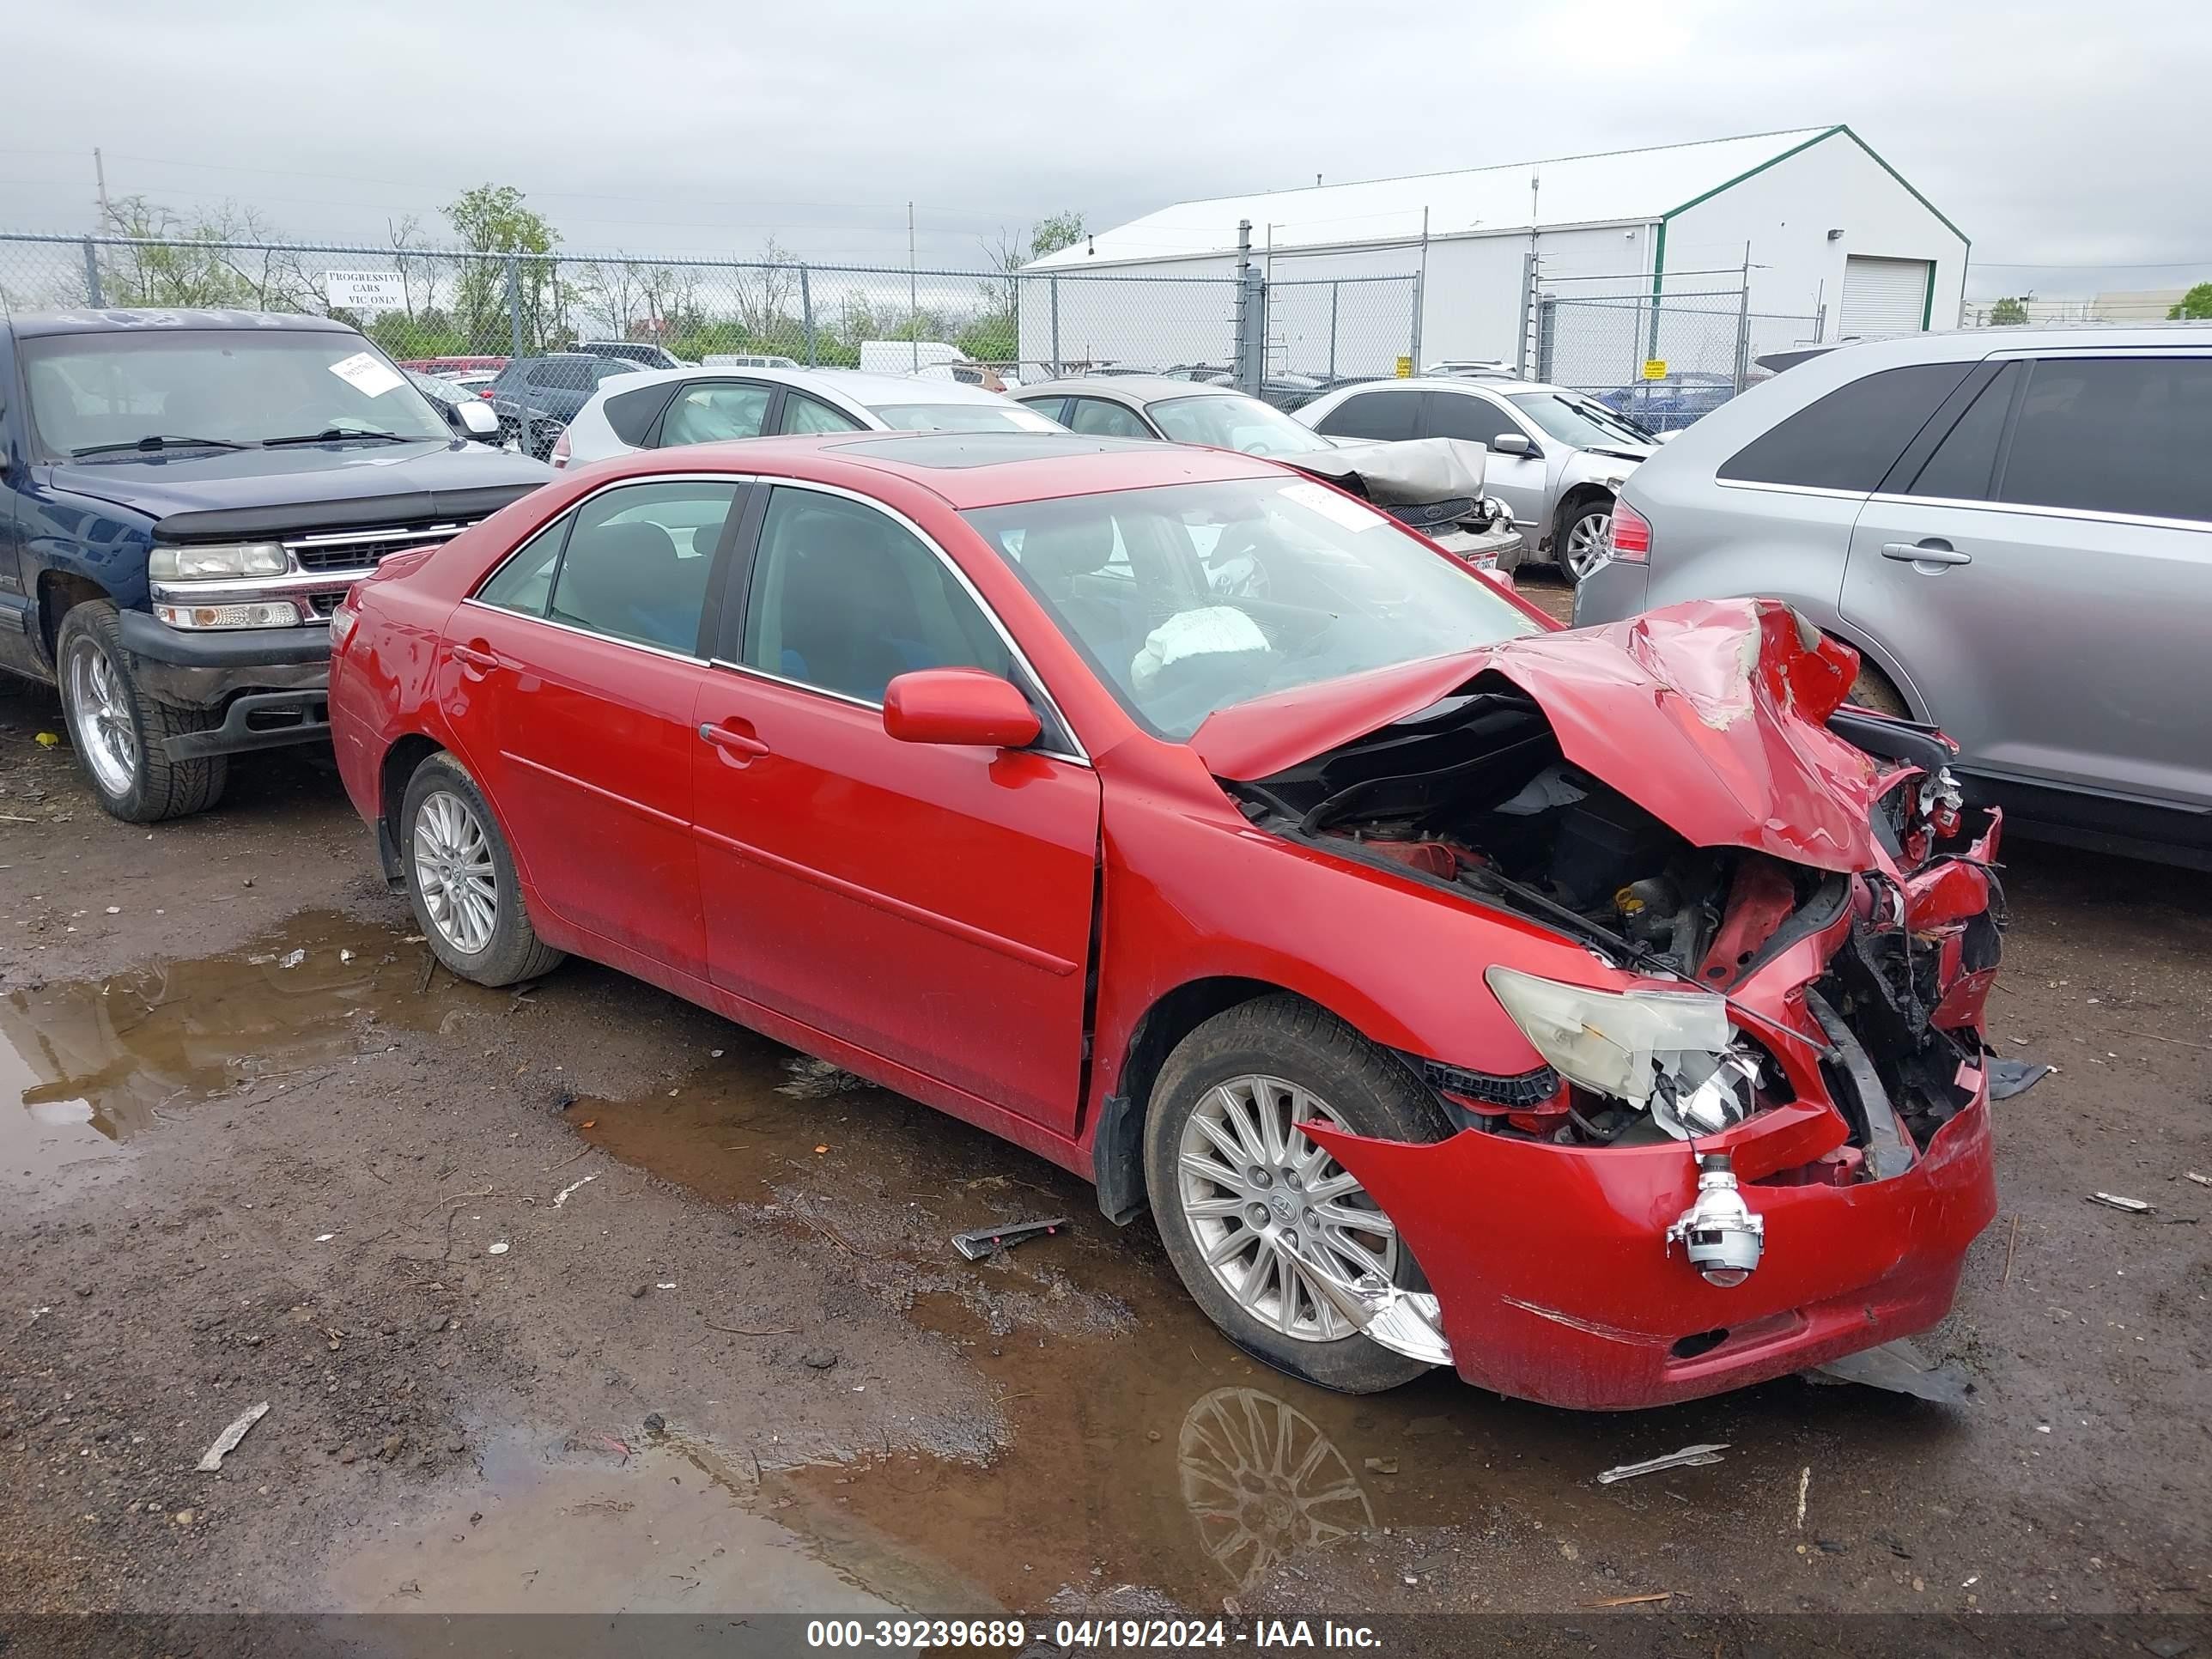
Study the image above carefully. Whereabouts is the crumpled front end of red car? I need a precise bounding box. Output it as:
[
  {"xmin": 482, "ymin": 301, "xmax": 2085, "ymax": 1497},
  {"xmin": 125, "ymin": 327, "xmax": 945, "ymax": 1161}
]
[{"xmin": 1235, "ymin": 599, "xmax": 2018, "ymax": 1409}]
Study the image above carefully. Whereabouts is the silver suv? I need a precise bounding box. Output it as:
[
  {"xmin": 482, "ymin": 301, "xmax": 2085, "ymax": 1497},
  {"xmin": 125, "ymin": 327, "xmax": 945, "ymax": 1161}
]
[
  {"xmin": 1294, "ymin": 377, "xmax": 1656, "ymax": 580},
  {"xmin": 1575, "ymin": 326, "xmax": 2212, "ymax": 868}
]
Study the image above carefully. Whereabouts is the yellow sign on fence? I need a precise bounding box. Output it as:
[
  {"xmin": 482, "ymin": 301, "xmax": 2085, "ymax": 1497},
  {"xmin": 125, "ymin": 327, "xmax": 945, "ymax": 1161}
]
[
  {"xmin": 1395, "ymin": 356, "xmax": 1413, "ymax": 378},
  {"xmin": 1642, "ymin": 359, "xmax": 1668, "ymax": 380}
]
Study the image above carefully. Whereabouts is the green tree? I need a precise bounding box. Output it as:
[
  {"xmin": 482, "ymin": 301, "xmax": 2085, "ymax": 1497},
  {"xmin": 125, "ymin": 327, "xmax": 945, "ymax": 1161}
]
[
  {"xmin": 2167, "ymin": 282, "xmax": 2212, "ymax": 320},
  {"xmin": 1028, "ymin": 210, "xmax": 1085, "ymax": 261},
  {"xmin": 442, "ymin": 185, "xmax": 562, "ymax": 353},
  {"xmin": 94, "ymin": 195, "xmax": 312, "ymax": 311},
  {"xmin": 1988, "ymin": 296, "xmax": 2028, "ymax": 325}
]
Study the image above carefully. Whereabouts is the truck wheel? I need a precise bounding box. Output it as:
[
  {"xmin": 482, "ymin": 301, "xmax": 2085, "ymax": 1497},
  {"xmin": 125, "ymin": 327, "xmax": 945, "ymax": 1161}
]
[
  {"xmin": 56, "ymin": 602, "xmax": 228, "ymax": 823},
  {"xmin": 400, "ymin": 752, "xmax": 564, "ymax": 988},
  {"xmin": 1555, "ymin": 496, "xmax": 1613, "ymax": 584},
  {"xmin": 1143, "ymin": 995, "xmax": 1453, "ymax": 1395}
]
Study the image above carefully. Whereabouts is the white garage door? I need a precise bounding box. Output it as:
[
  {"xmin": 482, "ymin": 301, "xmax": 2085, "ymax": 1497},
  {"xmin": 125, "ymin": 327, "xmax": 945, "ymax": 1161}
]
[{"xmin": 1841, "ymin": 256, "xmax": 1933, "ymax": 336}]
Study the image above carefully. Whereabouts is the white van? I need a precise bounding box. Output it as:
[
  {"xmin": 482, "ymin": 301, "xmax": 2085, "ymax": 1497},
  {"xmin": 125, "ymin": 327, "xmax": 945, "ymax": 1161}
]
[{"xmin": 858, "ymin": 340, "xmax": 969, "ymax": 377}]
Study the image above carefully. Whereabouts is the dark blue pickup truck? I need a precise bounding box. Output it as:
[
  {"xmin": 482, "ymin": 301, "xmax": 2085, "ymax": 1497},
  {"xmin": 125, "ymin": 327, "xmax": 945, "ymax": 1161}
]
[{"xmin": 0, "ymin": 309, "xmax": 550, "ymax": 821}]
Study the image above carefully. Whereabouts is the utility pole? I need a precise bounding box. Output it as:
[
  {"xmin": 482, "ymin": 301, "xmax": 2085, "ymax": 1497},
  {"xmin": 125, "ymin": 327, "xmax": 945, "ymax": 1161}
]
[
  {"xmin": 1411, "ymin": 205, "xmax": 1430, "ymax": 371},
  {"xmin": 1734, "ymin": 240, "xmax": 1753, "ymax": 392},
  {"xmin": 908, "ymin": 200, "xmax": 918, "ymax": 371},
  {"xmin": 1528, "ymin": 174, "xmax": 1541, "ymax": 377},
  {"xmin": 94, "ymin": 147, "xmax": 111, "ymax": 230}
]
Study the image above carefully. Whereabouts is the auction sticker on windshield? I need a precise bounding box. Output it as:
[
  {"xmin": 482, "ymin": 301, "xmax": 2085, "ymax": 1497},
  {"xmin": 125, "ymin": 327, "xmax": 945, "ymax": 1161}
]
[
  {"xmin": 327, "ymin": 350, "xmax": 406, "ymax": 398},
  {"xmin": 1279, "ymin": 480, "xmax": 1388, "ymax": 532}
]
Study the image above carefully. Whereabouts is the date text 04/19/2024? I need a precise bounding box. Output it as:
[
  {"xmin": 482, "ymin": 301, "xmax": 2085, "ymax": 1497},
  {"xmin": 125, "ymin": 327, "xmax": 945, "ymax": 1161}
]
[{"xmin": 804, "ymin": 1619, "xmax": 1385, "ymax": 1650}]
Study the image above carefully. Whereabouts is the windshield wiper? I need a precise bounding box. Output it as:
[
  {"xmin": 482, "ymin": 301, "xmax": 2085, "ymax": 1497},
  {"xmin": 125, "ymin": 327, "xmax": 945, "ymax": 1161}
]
[
  {"xmin": 70, "ymin": 434, "xmax": 249, "ymax": 457},
  {"xmin": 260, "ymin": 428, "xmax": 416, "ymax": 447}
]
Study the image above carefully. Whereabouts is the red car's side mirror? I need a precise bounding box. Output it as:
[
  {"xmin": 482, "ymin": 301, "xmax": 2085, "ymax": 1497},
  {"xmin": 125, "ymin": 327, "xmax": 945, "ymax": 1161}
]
[{"xmin": 882, "ymin": 669, "xmax": 1042, "ymax": 750}]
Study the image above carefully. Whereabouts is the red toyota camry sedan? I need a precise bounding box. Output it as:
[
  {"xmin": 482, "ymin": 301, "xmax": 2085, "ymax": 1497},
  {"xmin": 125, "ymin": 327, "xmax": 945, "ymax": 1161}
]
[{"xmin": 328, "ymin": 431, "xmax": 2012, "ymax": 1409}]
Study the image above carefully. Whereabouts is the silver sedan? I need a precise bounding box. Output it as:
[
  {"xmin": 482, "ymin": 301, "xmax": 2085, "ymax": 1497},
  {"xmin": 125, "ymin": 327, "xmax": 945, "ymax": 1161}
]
[
  {"xmin": 1011, "ymin": 376, "xmax": 1524, "ymax": 572},
  {"xmin": 1291, "ymin": 376, "xmax": 1658, "ymax": 583}
]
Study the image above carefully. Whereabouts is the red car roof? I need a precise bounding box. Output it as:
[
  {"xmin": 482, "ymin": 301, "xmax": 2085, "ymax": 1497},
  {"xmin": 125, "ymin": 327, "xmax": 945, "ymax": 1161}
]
[{"xmin": 597, "ymin": 431, "xmax": 1292, "ymax": 510}]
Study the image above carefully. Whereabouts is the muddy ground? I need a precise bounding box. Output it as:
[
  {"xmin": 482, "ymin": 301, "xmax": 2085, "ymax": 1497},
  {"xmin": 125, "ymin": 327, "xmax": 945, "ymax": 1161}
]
[{"xmin": 3, "ymin": 601, "xmax": 2209, "ymax": 1650}]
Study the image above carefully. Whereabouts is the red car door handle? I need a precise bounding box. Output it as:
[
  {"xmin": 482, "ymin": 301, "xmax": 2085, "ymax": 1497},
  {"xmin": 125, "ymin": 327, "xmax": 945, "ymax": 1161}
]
[
  {"xmin": 697, "ymin": 721, "xmax": 769, "ymax": 758},
  {"xmin": 1880, "ymin": 540, "xmax": 1972, "ymax": 567},
  {"xmin": 452, "ymin": 642, "xmax": 505, "ymax": 672}
]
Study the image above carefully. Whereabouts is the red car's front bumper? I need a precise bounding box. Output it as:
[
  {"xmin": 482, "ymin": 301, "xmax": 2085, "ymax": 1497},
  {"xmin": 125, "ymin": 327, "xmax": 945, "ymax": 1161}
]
[{"xmin": 1310, "ymin": 1089, "xmax": 1994, "ymax": 1409}]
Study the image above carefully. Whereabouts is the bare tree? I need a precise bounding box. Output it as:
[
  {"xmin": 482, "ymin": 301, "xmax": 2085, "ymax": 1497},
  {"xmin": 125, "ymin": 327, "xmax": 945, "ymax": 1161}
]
[{"xmin": 734, "ymin": 236, "xmax": 798, "ymax": 342}]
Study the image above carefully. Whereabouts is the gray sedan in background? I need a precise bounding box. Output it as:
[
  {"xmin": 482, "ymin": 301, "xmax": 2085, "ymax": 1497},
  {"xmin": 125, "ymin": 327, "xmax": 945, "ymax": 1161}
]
[
  {"xmin": 1012, "ymin": 376, "xmax": 1523, "ymax": 570},
  {"xmin": 1291, "ymin": 376, "xmax": 1657, "ymax": 582},
  {"xmin": 1575, "ymin": 325, "xmax": 2212, "ymax": 868}
]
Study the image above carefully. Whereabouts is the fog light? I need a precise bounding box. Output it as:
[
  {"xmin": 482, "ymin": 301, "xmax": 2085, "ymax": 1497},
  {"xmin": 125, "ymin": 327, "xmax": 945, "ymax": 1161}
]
[
  {"xmin": 155, "ymin": 600, "xmax": 303, "ymax": 630},
  {"xmin": 1666, "ymin": 1152, "xmax": 1764, "ymax": 1286}
]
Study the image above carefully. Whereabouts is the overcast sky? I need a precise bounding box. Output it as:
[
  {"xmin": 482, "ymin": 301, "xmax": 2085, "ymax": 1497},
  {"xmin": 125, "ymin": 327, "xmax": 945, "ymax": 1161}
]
[{"xmin": 3, "ymin": 0, "xmax": 2205, "ymax": 300}]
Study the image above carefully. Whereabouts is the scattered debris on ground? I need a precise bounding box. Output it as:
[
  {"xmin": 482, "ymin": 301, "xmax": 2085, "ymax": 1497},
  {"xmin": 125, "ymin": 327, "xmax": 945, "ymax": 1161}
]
[
  {"xmin": 196, "ymin": 1401, "xmax": 271, "ymax": 1471},
  {"xmin": 952, "ymin": 1217, "xmax": 1071, "ymax": 1260},
  {"xmin": 2088, "ymin": 1193, "xmax": 2154, "ymax": 1213},
  {"xmin": 1805, "ymin": 1337, "xmax": 1977, "ymax": 1404},
  {"xmin": 1596, "ymin": 1443, "xmax": 1729, "ymax": 1485}
]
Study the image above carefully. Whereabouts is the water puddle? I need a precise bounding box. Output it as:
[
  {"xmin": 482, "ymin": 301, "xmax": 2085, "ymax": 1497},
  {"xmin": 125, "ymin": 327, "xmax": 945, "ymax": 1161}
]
[
  {"xmin": 0, "ymin": 909, "xmax": 501, "ymax": 1190},
  {"xmin": 574, "ymin": 1036, "xmax": 1971, "ymax": 1612}
]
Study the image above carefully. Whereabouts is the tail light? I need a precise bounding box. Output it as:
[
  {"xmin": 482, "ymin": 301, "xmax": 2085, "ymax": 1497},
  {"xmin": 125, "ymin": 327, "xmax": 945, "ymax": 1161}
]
[
  {"xmin": 1607, "ymin": 499, "xmax": 1652, "ymax": 562},
  {"xmin": 329, "ymin": 596, "xmax": 359, "ymax": 650},
  {"xmin": 479, "ymin": 388, "xmax": 495, "ymax": 399},
  {"xmin": 550, "ymin": 429, "xmax": 572, "ymax": 469}
]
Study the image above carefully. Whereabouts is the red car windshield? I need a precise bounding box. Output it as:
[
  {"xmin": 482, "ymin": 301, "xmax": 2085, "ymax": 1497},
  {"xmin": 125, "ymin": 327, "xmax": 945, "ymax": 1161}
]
[{"xmin": 965, "ymin": 477, "xmax": 1539, "ymax": 739}]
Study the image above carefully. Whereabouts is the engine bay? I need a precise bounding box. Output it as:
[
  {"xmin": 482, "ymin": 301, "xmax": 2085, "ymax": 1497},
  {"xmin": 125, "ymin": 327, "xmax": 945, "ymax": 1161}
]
[{"xmin": 1224, "ymin": 672, "xmax": 2003, "ymax": 1165}]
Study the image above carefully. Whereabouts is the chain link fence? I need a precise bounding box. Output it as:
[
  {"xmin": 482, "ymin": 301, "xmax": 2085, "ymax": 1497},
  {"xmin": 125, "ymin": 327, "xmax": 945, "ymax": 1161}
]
[
  {"xmin": 1, "ymin": 231, "xmax": 1420, "ymax": 406},
  {"xmin": 1534, "ymin": 290, "xmax": 1821, "ymax": 432},
  {"xmin": 1263, "ymin": 276, "xmax": 1420, "ymax": 381},
  {"xmin": 1, "ymin": 232, "xmax": 1415, "ymax": 401}
]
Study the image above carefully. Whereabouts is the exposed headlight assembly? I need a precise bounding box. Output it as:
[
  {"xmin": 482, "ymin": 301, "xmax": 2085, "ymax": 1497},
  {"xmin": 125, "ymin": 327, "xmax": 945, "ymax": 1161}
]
[
  {"xmin": 1483, "ymin": 966, "xmax": 1730, "ymax": 1108},
  {"xmin": 1486, "ymin": 967, "xmax": 1769, "ymax": 1285},
  {"xmin": 148, "ymin": 542, "xmax": 289, "ymax": 580},
  {"xmin": 1666, "ymin": 1152, "xmax": 1765, "ymax": 1285}
]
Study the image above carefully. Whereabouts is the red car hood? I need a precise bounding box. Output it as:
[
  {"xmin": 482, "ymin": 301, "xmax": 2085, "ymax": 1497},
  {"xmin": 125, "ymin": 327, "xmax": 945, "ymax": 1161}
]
[{"xmin": 1192, "ymin": 598, "xmax": 1881, "ymax": 872}]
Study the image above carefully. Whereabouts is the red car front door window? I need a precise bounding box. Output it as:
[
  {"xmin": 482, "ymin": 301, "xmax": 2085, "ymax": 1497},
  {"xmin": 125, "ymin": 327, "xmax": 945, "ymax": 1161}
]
[{"xmin": 691, "ymin": 485, "xmax": 1102, "ymax": 1133}]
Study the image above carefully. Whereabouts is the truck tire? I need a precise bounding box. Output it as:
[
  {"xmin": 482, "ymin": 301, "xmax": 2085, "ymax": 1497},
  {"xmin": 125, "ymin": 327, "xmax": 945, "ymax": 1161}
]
[
  {"xmin": 399, "ymin": 751, "xmax": 564, "ymax": 988},
  {"xmin": 55, "ymin": 601, "xmax": 228, "ymax": 823},
  {"xmin": 1143, "ymin": 995, "xmax": 1453, "ymax": 1395}
]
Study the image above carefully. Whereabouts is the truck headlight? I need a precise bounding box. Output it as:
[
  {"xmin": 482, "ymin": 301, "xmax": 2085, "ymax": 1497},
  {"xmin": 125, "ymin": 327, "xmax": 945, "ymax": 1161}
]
[
  {"xmin": 1483, "ymin": 966, "xmax": 1730, "ymax": 1107},
  {"xmin": 149, "ymin": 543, "xmax": 289, "ymax": 580}
]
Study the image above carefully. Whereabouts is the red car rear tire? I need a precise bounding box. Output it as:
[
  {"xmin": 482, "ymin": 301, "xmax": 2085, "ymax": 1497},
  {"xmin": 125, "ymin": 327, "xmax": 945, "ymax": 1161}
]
[{"xmin": 399, "ymin": 752, "xmax": 565, "ymax": 988}]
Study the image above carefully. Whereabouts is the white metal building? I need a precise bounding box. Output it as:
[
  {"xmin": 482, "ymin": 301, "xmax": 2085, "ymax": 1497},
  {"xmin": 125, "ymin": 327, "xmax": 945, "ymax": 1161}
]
[{"xmin": 1023, "ymin": 126, "xmax": 1968, "ymax": 374}]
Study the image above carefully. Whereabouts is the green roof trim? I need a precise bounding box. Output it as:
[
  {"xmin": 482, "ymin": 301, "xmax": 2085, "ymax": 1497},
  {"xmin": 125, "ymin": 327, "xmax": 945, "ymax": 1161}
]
[
  {"xmin": 1832, "ymin": 125, "xmax": 1972, "ymax": 247},
  {"xmin": 1662, "ymin": 125, "xmax": 1845, "ymax": 220},
  {"xmin": 1649, "ymin": 125, "xmax": 1968, "ymax": 348},
  {"xmin": 1658, "ymin": 125, "xmax": 1971, "ymax": 247}
]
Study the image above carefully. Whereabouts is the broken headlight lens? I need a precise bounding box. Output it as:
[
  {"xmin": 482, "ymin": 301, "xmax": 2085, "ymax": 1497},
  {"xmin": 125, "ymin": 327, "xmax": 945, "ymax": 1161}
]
[{"xmin": 1483, "ymin": 966, "xmax": 1730, "ymax": 1107}]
